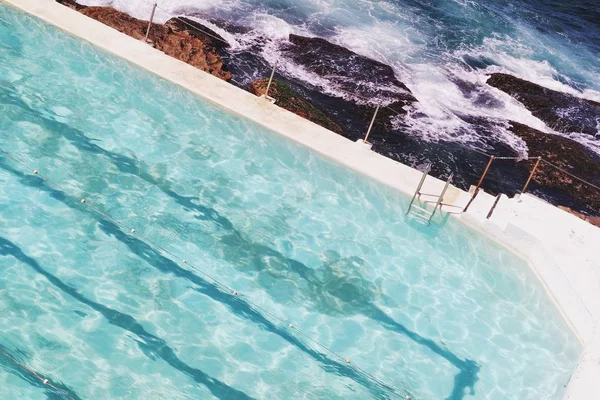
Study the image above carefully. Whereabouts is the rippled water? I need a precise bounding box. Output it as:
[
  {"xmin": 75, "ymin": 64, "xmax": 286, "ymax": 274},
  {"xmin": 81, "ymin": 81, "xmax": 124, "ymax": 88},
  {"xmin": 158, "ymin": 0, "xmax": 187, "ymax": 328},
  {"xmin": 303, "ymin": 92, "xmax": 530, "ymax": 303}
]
[{"xmin": 0, "ymin": 4, "xmax": 580, "ymax": 400}]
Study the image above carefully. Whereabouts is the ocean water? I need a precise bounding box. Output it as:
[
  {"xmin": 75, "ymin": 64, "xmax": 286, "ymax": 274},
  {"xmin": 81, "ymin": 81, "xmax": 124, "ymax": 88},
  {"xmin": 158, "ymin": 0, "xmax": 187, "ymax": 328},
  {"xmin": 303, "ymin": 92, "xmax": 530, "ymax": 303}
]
[
  {"xmin": 78, "ymin": 0, "xmax": 600, "ymax": 155},
  {"xmin": 0, "ymin": 3, "xmax": 582, "ymax": 400}
]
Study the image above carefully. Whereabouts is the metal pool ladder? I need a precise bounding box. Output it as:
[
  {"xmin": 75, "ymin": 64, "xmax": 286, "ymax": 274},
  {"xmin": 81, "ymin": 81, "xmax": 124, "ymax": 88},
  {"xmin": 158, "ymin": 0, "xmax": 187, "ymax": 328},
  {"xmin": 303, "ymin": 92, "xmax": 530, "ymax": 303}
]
[{"xmin": 406, "ymin": 164, "xmax": 454, "ymax": 225}]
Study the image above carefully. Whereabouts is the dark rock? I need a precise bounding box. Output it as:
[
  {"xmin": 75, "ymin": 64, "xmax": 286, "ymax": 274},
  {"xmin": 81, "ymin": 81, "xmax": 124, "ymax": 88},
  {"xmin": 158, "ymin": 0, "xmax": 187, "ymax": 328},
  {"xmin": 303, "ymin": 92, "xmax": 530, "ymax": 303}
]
[
  {"xmin": 250, "ymin": 79, "xmax": 343, "ymax": 134},
  {"xmin": 56, "ymin": 2, "xmax": 231, "ymax": 81},
  {"xmin": 207, "ymin": 18, "xmax": 253, "ymax": 36},
  {"xmin": 488, "ymin": 73, "xmax": 600, "ymax": 136},
  {"xmin": 280, "ymin": 35, "xmax": 416, "ymax": 110},
  {"xmin": 508, "ymin": 121, "xmax": 600, "ymax": 214}
]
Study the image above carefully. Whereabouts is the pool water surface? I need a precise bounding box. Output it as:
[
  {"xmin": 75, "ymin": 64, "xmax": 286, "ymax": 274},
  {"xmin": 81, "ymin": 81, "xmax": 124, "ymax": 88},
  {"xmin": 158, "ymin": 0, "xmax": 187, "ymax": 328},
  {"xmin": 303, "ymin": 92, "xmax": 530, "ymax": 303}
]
[{"xmin": 0, "ymin": 4, "xmax": 580, "ymax": 400}]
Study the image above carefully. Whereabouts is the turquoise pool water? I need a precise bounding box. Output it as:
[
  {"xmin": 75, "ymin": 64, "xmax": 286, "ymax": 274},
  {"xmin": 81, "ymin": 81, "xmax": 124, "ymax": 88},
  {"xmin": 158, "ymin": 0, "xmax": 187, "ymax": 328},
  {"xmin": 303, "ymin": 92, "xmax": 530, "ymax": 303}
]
[{"xmin": 0, "ymin": 4, "xmax": 580, "ymax": 400}]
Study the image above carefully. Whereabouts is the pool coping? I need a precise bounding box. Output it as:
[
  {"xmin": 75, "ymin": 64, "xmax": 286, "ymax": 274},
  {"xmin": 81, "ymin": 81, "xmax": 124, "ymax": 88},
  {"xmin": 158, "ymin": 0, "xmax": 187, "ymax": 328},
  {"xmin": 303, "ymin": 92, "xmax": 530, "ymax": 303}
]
[{"xmin": 2, "ymin": 0, "xmax": 600, "ymax": 398}]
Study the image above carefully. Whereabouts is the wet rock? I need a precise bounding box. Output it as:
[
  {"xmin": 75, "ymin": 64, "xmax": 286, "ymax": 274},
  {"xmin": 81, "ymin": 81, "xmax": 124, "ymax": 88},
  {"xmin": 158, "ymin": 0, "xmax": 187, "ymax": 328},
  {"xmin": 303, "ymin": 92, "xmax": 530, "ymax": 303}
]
[
  {"xmin": 508, "ymin": 121, "xmax": 600, "ymax": 214},
  {"xmin": 250, "ymin": 79, "xmax": 343, "ymax": 134},
  {"xmin": 55, "ymin": 1, "xmax": 231, "ymax": 81},
  {"xmin": 488, "ymin": 73, "xmax": 600, "ymax": 136},
  {"xmin": 280, "ymin": 35, "xmax": 416, "ymax": 110},
  {"xmin": 206, "ymin": 18, "xmax": 253, "ymax": 36}
]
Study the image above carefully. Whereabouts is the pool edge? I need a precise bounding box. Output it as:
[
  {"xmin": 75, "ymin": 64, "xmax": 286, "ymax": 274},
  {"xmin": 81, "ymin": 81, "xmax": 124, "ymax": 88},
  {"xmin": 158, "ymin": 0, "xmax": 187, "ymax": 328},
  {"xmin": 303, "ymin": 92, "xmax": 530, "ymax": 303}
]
[{"xmin": 2, "ymin": 0, "xmax": 600, "ymax": 398}]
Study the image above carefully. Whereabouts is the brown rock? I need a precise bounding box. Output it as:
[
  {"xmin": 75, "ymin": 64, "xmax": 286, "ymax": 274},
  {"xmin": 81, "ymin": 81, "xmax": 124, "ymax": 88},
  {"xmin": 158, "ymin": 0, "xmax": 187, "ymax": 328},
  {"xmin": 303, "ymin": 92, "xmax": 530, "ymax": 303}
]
[
  {"xmin": 79, "ymin": 7, "xmax": 148, "ymax": 40},
  {"xmin": 166, "ymin": 17, "xmax": 229, "ymax": 50},
  {"xmin": 281, "ymin": 34, "xmax": 415, "ymax": 107},
  {"xmin": 56, "ymin": 2, "xmax": 231, "ymax": 81}
]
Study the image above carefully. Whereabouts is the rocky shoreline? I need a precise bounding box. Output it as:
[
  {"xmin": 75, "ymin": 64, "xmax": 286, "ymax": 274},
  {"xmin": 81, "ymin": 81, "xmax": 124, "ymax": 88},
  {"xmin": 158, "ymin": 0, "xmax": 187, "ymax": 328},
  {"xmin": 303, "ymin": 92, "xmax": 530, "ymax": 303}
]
[
  {"xmin": 55, "ymin": 1, "xmax": 600, "ymax": 221},
  {"xmin": 57, "ymin": 0, "xmax": 231, "ymax": 80}
]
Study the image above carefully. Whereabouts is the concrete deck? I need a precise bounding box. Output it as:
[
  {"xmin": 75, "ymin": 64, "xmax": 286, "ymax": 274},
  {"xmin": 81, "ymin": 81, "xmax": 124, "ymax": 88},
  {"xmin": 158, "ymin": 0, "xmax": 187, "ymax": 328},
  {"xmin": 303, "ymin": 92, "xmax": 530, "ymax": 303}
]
[{"xmin": 3, "ymin": 0, "xmax": 600, "ymax": 397}]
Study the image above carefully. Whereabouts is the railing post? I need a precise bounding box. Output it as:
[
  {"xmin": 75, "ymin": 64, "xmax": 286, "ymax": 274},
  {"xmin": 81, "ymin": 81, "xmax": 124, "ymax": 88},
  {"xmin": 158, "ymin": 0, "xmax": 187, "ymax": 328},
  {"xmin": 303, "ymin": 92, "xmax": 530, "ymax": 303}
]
[
  {"xmin": 463, "ymin": 155, "xmax": 494, "ymax": 212},
  {"xmin": 521, "ymin": 156, "xmax": 542, "ymax": 194},
  {"xmin": 475, "ymin": 155, "xmax": 495, "ymax": 190},
  {"xmin": 363, "ymin": 105, "xmax": 380, "ymax": 144},
  {"xmin": 486, "ymin": 194, "xmax": 502, "ymax": 219},
  {"xmin": 264, "ymin": 61, "xmax": 278, "ymax": 98},
  {"xmin": 145, "ymin": 3, "xmax": 158, "ymax": 43}
]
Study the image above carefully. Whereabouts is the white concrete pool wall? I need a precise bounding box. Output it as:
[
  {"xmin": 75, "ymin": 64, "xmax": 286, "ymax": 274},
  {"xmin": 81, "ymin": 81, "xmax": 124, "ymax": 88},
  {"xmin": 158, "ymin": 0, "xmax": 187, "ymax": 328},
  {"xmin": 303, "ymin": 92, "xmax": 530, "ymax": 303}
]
[{"xmin": 2, "ymin": 0, "xmax": 600, "ymax": 397}]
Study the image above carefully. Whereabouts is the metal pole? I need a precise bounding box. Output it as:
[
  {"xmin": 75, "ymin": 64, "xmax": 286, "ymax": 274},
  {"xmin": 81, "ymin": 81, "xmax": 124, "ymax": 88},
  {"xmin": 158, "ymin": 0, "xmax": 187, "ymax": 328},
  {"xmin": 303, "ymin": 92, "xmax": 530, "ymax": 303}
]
[
  {"xmin": 145, "ymin": 3, "xmax": 157, "ymax": 43},
  {"xmin": 463, "ymin": 155, "xmax": 494, "ymax": 212},
  {"xmin": 521, "ymin": 157, "xmax": 542, "ymax": 194},
  {"xmin": 406, "ymin": 164, "xmax": 431, "ymax": 215},
  {"xmin": 475, "ymin": 155, "xmax": 494, "ymax": 190},
  {"xmin": 486, "ymin": 194, "xmax": 502, "ymax": 219},
  {"xmin": 363, "ymin": 105, "xmax": 380, "ymax": 144},
  {"xmin": 428, "ymin": 174, "xmax": 453, "ymax": 224},
  {"xmin": 265, "ymin": 61, "xmax": 278, "ymax": 98}
]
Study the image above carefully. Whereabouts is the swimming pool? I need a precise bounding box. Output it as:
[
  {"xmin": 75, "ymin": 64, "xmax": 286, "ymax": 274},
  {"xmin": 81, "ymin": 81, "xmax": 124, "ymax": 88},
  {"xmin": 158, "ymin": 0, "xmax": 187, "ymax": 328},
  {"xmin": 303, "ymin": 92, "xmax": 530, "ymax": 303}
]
[{"xmin": 0, "ymin": 3, "xmax": 580, "ymax": 399}]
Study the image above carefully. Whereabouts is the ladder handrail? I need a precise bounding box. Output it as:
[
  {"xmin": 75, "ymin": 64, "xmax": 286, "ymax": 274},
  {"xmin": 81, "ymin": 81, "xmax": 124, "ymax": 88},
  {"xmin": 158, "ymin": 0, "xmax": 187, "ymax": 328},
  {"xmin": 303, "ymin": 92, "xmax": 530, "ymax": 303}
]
[
  {"xmin": 406, "ymin": 164, "xmax": 431, "ymax": 215},
  {"xmin": 427, "ymin": 173, "xmax": 453, "ymax": 224}
]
